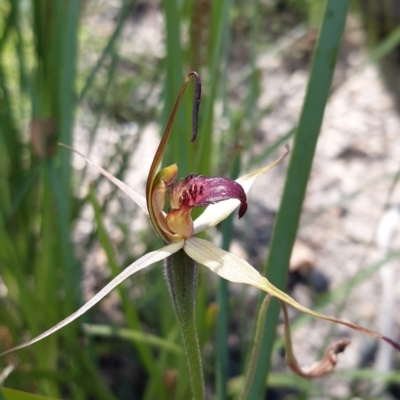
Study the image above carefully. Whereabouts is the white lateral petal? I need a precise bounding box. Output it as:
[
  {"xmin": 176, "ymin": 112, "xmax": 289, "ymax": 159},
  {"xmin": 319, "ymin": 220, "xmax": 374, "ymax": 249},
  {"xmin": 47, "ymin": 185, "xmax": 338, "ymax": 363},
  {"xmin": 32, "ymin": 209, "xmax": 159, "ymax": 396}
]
[
  {"xmin": 193, "ymin": 198, "xmax": 241, "ymax": 235},
  {"xmin": 193, "ymin": 151, "xmax": 288, "ymax": 234},
  {"xmin": 0, "ymin": 241, "xmax": 183, "ymax": 356},
  {"xmin": 184, "ymin": 237, "xmax": 265, "ymax": 284},
  {"xmin": 60, "ymin": 144, "xmax": 148, "ymax": 214},
  {"xmin": 184, "ymin": 237, "xmax": 323, "ymax": 313},
  {"xmin": 236, "ymin": 146, "xmax": 288, "ymax": 193}
]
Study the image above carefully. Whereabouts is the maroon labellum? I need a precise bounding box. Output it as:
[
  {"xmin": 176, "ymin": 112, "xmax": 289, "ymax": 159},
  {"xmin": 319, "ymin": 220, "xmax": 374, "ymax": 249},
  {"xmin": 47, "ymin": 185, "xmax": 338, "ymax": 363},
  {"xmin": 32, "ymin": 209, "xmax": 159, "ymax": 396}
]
[{"xmin": 170, "ymin": 174, "xmax": 248, "ymax": 218}]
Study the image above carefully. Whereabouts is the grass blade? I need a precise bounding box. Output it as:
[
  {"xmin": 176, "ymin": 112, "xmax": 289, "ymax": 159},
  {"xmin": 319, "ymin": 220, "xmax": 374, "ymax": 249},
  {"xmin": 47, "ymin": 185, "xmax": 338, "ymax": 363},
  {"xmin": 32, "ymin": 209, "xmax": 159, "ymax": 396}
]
[{"xmin": 246, "ymin": 1, "xmax": 351, "ymax": 397}]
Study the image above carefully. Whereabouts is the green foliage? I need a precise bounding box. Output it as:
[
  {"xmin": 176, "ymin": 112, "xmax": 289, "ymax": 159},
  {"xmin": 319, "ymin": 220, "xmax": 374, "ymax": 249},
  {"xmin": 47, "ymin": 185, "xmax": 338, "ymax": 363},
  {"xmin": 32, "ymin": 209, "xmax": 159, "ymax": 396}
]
[
  {"xmin": 1, "ymin": 387, "xmax": 58, "ymax": 400},
  {"xmin": 247, "ymin": 2, "xmax": 351, "ymax": 397}
]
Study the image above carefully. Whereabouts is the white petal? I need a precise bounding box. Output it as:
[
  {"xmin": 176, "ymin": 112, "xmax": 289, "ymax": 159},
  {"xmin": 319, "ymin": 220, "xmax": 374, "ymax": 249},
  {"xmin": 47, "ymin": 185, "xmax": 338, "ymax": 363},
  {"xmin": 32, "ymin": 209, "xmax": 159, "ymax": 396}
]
[
  {"xmin": 0, "ymin": 241, "xmax": 183, "ymax": 356},
  {"xmin": 193, "ymin": 198, "xmax": 241, "ymax": 235},
  {"xmin": 184, "ymin": 237, "xmax": 265, "ymax": 284},
  {"xmin": 60, "ymin": 144, "xmax": 148, "ymax": 214},
  {"xmin": 193, "ymin": 151, "xmax": 288, "ymax": 234},
  {"xmin": 184, "ymin": 238, "xmax": 321, "ymax": 312}
]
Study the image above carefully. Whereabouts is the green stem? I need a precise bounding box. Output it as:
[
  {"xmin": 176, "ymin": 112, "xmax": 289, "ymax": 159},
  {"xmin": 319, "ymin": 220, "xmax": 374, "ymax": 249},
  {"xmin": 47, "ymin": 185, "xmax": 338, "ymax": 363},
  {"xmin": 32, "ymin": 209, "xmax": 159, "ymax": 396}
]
[
  {"xmin": 216, "ymin": 278, "xmax": 229, "ymax": 399},
  {"xmin": 164, "ymin": 249, "xmax": 205, "ymax": 400},
  {"xmin": 238, "ymin": 296, "xmax": 271, "ymax": 400}
]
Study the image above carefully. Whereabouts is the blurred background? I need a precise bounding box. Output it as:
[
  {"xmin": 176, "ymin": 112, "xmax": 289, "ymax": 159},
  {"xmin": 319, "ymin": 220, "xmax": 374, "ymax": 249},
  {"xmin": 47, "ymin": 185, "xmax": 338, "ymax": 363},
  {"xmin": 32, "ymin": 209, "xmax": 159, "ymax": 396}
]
[{"xmin": 1, "ymin": 0, "xmax": 400, "ymax": 399}]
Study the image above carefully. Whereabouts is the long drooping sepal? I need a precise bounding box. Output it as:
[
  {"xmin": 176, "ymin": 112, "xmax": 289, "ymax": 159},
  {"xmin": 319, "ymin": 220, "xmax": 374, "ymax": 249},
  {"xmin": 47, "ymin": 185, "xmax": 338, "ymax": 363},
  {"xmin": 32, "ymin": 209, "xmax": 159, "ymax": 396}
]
[
  {"xmin": 146, "ymin": 72, "xmax": 201, "ymax": 242},
  {"xmin": 184, "ymin": 237, "xmax": 400, "ymax": 352},
  {"xmin": 0, "ymin": 242, "xmax": 183, "ymax": 357},
  {"xmin": 280, "ymin": 300, "xmax": 351, "ymax": 378},
  {"xmin": 59, "ymin": 144, "xmax": 148, "ymax": 214},
  {"xmin": 193, "ymin": 147, "xmax": 289, "ymax": 235},
  {"xmin": 164, "ymin": 249, "xmax": 205, "ymax": 400}
]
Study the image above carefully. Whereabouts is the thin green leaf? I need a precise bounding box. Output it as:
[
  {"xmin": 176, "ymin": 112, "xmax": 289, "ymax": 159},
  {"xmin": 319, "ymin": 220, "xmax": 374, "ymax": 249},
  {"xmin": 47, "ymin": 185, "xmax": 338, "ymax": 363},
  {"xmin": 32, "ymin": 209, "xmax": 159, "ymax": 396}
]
[
  {"xmin": 247, "ymin": 1, "xmax": 351, "ymax": 397},
  {"xmin": 1, "ymin": 388, "xmax": 58, "ymax": 400},
  {"xmin": 82, "ymin": 324, "xmax": 183, "ymax": 355}
]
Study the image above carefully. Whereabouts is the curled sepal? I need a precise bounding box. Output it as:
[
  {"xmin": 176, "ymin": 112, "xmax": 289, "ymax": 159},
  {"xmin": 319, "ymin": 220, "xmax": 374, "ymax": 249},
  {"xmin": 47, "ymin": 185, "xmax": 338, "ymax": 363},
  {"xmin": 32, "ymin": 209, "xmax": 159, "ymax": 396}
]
[
  {"xmin": 280, "ymin": 300, "xmax": 351, "ymax": 379},
  {"xmin": 171, "ymin": 175, "xmax": 248, "ymax": 218}
]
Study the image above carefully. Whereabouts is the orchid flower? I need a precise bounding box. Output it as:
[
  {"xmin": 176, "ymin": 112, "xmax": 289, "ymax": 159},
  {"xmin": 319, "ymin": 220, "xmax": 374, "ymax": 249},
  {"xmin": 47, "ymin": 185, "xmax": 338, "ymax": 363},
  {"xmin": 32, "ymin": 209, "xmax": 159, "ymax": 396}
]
[{"xmin": 2, "ymin": 72, "xmax": 399, "ymax": 397}]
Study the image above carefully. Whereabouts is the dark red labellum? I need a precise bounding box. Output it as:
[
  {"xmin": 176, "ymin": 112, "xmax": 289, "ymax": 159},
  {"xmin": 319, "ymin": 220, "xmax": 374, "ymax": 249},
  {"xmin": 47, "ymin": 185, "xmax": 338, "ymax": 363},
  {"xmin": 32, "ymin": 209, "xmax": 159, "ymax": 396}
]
[{"xmin": 171, "ymin": 174, "xmax": 248, "ymax": 218}]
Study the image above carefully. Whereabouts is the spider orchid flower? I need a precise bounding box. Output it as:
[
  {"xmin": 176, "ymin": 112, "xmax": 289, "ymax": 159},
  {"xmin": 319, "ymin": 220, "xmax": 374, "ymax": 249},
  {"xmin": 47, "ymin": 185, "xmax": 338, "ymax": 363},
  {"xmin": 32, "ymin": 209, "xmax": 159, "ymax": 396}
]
[{"xmin": 2, "ymin": 72, "xmax": 399, "ymax": 385}]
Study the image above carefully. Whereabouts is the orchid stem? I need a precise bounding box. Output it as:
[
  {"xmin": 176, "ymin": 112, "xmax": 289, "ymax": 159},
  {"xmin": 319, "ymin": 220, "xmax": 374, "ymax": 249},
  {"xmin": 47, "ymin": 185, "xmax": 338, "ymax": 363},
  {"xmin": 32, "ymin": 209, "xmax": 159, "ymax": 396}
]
[
  {"xmin": 238, "ymin": 295, "xmax": 271, "ymax": 400},
  {"xmin": 164, "ymin": 249, "xmax": 205, "ymax": 400}
]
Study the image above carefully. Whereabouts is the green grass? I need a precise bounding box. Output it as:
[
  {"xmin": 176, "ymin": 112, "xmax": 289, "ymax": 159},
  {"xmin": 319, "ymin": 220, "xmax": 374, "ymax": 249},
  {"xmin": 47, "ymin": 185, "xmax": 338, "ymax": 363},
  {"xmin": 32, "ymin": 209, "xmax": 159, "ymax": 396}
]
[{"xmin": 246, "ymin": 2, "xmax": 351, "ymax": 397}]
